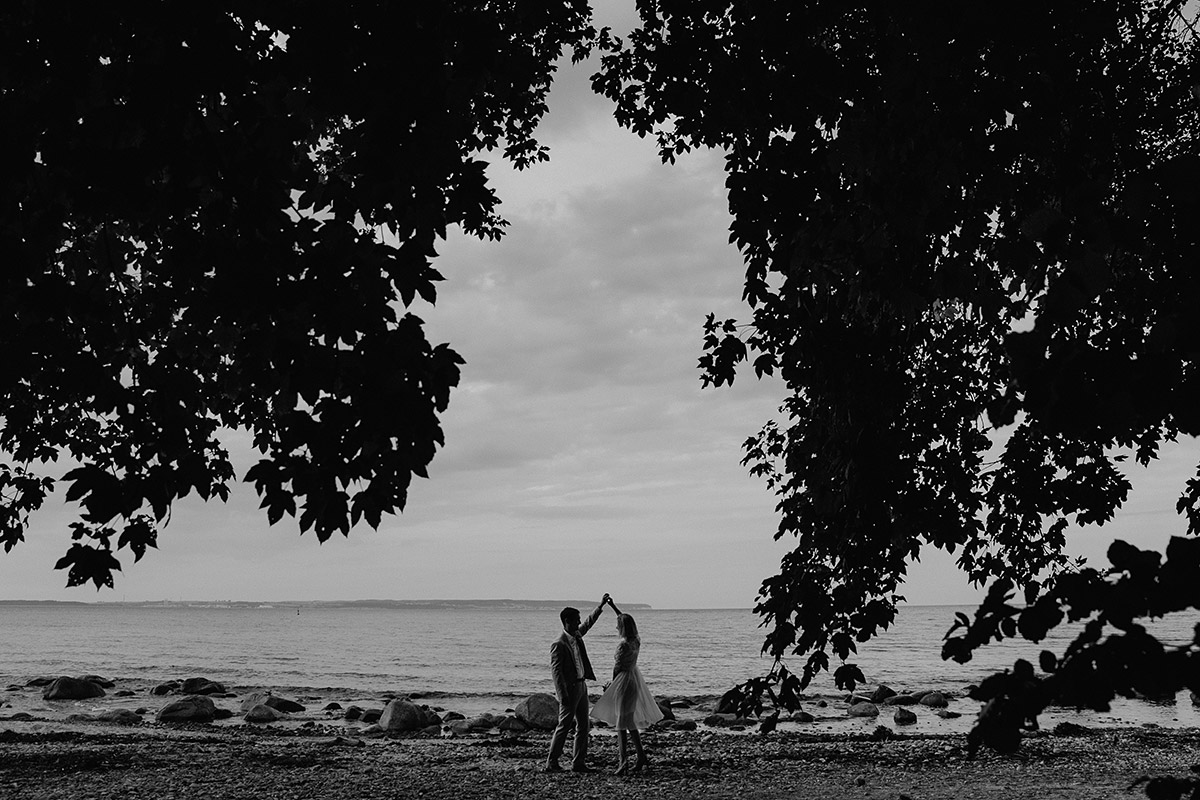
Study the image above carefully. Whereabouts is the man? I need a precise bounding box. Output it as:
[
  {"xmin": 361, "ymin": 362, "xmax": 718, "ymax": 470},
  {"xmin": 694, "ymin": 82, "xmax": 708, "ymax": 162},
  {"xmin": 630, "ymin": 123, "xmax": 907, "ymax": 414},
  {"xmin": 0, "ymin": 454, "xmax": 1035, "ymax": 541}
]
[{"xmin": 544, "ymin": 593, "xmax": 609, "ymax": 773}]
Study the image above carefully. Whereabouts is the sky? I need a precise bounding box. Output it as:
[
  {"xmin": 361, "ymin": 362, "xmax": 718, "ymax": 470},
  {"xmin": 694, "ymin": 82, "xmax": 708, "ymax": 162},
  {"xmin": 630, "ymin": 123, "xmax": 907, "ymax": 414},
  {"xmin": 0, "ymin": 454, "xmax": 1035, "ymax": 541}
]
[{"xmin": 3, "ymin": 2, "xmax": 1198, "ymax": 609}]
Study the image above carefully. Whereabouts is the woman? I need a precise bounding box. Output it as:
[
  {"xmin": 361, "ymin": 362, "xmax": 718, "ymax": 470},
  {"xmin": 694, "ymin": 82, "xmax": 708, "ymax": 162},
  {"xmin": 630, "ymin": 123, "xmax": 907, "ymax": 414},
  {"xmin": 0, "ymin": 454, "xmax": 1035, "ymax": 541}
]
[{"xmin": 589, "ymin": 598, "xmax": 664, "ymax": 774}]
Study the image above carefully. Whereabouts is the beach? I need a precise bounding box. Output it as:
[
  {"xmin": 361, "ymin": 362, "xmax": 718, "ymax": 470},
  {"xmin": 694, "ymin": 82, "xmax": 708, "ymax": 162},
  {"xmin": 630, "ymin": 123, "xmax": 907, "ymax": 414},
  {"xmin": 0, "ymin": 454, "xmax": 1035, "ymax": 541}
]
[{"xmin": 3, "ymin": 719, "xmax": 1198, "ymax": 800}]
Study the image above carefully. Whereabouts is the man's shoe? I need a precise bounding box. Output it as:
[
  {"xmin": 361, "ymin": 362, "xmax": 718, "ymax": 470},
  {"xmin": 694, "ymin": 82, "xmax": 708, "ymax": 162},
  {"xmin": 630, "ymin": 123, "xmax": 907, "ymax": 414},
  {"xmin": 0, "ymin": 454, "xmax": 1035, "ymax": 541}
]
[
  {"xmin": 542, "ymin": 763, "xmax": 563, "ymax": 773},
  {"xmin": 570, "ymin": 765, "xmax": 595, "ymax": 774}
]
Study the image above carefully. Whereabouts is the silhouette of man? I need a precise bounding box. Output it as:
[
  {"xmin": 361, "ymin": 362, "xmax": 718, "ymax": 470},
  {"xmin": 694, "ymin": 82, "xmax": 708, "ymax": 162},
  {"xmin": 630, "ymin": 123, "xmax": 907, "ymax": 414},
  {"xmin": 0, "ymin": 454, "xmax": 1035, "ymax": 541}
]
[{"xmin": 544, "ymin": 594, "xmax": 609, "ymax": 773}]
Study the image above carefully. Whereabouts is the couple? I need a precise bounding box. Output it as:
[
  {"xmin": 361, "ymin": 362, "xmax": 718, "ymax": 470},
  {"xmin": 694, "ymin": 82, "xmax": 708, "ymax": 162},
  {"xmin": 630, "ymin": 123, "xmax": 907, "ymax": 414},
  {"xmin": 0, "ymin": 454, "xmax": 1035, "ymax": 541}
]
[{"xmin": 545, "ymin": 593, "xmax": 664, "ymax": 775}]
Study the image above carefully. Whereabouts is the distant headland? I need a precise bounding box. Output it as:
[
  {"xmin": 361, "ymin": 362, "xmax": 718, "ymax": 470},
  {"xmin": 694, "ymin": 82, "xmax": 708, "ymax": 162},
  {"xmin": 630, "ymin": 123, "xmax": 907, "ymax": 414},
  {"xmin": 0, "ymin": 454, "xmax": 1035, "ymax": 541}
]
[{"xmin": 0, "ymin": 598, "xmax": 653, "ymax": 610}]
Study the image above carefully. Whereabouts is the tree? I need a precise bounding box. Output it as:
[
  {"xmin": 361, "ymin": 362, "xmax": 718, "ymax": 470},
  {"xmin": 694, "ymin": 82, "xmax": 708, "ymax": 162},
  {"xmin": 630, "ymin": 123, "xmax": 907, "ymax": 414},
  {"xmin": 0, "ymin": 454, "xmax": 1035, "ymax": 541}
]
[
  {"xmin": 595, "ymin": 0, "xmax": 1200, "ymax": 746},
  {"xmin": 0, "ymin": 1, "xmax": 593, "ymax": 588}
]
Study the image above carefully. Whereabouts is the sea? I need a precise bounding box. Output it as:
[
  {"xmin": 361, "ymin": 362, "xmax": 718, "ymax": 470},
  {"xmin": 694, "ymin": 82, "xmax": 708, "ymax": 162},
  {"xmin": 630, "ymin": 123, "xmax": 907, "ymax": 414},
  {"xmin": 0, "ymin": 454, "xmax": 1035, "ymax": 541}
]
[{"xmin": 3, "ymin": 603, "xmax": 1199, "ymax": 735}]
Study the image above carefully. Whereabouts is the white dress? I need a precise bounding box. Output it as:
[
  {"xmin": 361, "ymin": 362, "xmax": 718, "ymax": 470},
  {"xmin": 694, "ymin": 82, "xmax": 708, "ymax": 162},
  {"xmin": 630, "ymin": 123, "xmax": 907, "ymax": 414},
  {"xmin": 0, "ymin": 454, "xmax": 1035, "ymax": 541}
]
[{"xmin": 590, "ymin": 638, "xmax": 665, "ymax": 730}]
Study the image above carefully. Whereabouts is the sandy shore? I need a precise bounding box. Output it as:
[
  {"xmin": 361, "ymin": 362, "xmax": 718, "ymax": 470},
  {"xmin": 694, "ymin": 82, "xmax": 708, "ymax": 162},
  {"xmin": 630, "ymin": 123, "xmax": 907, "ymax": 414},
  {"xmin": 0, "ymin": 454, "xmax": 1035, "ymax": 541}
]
[{"xmin": 2, "ymin": 720, "xmax": 1197, "ymax": 800}]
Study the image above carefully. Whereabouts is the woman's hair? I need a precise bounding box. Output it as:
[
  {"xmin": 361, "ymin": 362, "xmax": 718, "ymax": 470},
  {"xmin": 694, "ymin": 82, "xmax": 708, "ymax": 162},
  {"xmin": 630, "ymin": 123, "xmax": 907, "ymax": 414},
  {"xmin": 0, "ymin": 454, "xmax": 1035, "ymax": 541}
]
[{"xmin": 617, "ymin": 613, "xmax": 640, "ymax": 641}]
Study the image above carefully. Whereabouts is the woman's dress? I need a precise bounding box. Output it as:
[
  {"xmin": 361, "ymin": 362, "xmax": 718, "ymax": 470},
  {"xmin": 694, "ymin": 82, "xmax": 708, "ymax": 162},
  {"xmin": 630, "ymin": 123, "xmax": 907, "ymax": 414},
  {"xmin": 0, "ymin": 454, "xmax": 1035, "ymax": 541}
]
[{"xmin": 590, "ymin": 638, "xmax": 664, "ymax": 730}]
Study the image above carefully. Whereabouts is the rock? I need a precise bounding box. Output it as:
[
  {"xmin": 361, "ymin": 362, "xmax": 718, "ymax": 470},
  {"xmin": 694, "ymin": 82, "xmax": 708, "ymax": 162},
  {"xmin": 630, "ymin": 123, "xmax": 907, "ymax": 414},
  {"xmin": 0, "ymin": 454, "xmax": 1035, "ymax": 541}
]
[
  {"xmin": 43, "ymin": 676, "xmax": 106, "ymax": 700},
  {"xmin": 76, "ymin": 675, "xmax": 115, "ymax": 689},
  {"xmin": 359, "ymin": 724, "xmax": 386, "ymax": 738},
  {"xmin": 870, "ymin": 685, "xmax": 897, "ymax": 703},
  {"xmin": 156, "ymin": 695, "xmax": 217, "ymax": 724},
  {"xmin": 238, "ymin": 691, "xmax": 306, "ymax": 713},
  {"xmin": 245, "ymin": 703, "xmax": 284, "ymax": 723},
  {"xmin": 1053, "ymin": 721, "xmax": 1090, "ymax": 736},
  {"xmin": 716, "ymin": 688, "xmax": 744, "ymax": 714},
  {"xmin": 870, "ymin": 725, "xmax": 893, "ymax": 741},
  {"xmin": 442, "ymin": 711, "xmax": 465, "ymax": 722},
  {"xmin": 8, "ymin": 712, "xmax": 34, "ymax": 721},
  {"xmin": 97, "ymin": 709, "xmax": 142, "ymax": 725},
  {"xmin": 498, "ymin": 716, "xmax": 527, "ymax": 732},
  {"xmin": 919, "ymin": 691, "xmax": 948, "ymax": 708},
  {"xmin": 655, "ymin": 699, "xmax": 676, "ymax": 721},
  {"xmin": 181, "ymin": 677, "xmax": 226, "ymax": 695},
  {"xmin": 379, "ymin": 699, "xmax": 428, "ymax": 733},
  {"xmin": 6, "ymin": 685, "xmax": 23, "ymax": 692},
  {"xmin": 115, "ymin": 690, "xmax": 136, "ymax": 697},
  {"xmin": 65, "ymin": 713, "xmax": 97, "ymax": 723},
  {"xmin": 323, "ymin": 702, "xmax": 343, "ymax": 711},
  {"xmin": 703, "ymin": 713, "xmax": 740, "ymax": 728},
  {"xmin": 445, "ymin": 719, "xmax": 473, "ymax": 735},
  {"xmin": 514, "ymin": 693, "xmax": 559, "ymax": 731},
  {"xmin": 26, "ymin": 677, "xmax": 56, "ymax": 687},
  {"xmin": 671, "ymin": 719, "xmax": 698, "ymax": 731},
  {"xmin": 466, "ymin": 713, "xmax": 503, "ymax": 731},
  {"xmin": 894, "ymin": 707, "xmax": 918, "ymax": 725},
  {"xmin": 265, "ymin": 696, "xmax": 305, "ymax": 713},
  {"xmin": 847, "ymin": 702, "xmax": 879, "ymax": 718},
  {"xmin": 213, "ymin": 707, "xmax": 234, "ymax": 720},
  {"xmin": 344, "ymin": 705, "xmax": 365, "ymax": 721},
  {"xmin": 937, "ymin": 710, "xmax": 962, "ymax": 719},
  {"xmin": 361, "ymin": 708, "xmax": 382, "ymax": 724},
  {"xmin": 884, "ymin": 694, "xmax": 919, "ymax": 706},
  {"xmin": 790, "ymin": 711, "xmax": 815, "ymax": 723}
]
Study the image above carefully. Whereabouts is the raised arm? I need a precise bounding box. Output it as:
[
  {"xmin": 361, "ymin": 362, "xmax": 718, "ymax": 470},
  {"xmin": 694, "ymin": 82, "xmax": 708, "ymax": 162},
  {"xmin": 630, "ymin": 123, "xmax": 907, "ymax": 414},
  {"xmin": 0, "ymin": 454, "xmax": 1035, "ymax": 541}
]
[{"xmin": 577, "ymin": 595, "xmax": 608, "ymax": 637}]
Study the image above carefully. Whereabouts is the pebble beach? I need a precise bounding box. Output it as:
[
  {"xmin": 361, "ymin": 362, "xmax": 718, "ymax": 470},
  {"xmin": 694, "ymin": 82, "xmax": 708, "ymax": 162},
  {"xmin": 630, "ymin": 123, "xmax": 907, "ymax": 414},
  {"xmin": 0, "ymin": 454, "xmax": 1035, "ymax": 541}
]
[{"xmin": 4, "ymin": 675, "xmax": 1200, "ymax": 799}]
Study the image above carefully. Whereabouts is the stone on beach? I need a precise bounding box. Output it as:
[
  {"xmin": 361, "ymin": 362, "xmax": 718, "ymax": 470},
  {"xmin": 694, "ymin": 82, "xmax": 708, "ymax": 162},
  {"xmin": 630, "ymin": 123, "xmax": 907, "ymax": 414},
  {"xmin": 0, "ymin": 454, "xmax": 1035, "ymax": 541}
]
[
  {"xmin": 870, "ymin": 685, "xmax": 897, "ymax": 703},
  {"xmin": 894, "ymin": 707, "xmax": 918, "ymax": 725},
  {"xmin": 239, "ymin": 691, "xmax": 306, "ymax": 713},
  {"xmin": 848, "ymin": 702, "xmax": 879, "ymax": 718},
  {"xmin": 514, "ymin": 693, "xmax": 558, "ymax": 730},
  {"xmin": 245, "ymin": 704, "xmax": 284, "ymax": 723},
  {"xmin": 181, "ymin": 677, "xmax": 226, "ymax": 695},
  {"xmin": 97, "ymin": 709, "xmax": 142, "ymax": 725},
  {"xmin": 379, "ymin": 698, "xmax": 439, "ymax": 733},
  {"xmin": 919, "ymin": 691, "xmax": 948, "ymax": 708},
  {"xmin": 43, "ymin": 676, "xmax": 106, "ymax": 701},
  {"xmin": 157, "ymin": 695, "xmax": 217, "ymax": 724}
]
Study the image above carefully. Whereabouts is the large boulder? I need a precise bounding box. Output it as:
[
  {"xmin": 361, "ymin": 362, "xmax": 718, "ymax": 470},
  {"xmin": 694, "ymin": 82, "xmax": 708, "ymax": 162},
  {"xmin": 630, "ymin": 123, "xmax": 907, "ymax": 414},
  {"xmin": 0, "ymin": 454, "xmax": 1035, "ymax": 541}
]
[
  {"xmin": 43, "ymin": 676, "xmax": 106, "ymax": 701},
  {"xmin": 514, "ymin": 693, "xmax": 559, "ymax": 730},
  {"xmin": 379, "ymin": 699, "xmax": 432, "ymax": 733},
  {"xmin": 894, "ymin": 707, "xmax": 918, "ymax": 726},
  {"xmin": 156, "ymin": 695, "xmax": 217, "ymax": 724}
]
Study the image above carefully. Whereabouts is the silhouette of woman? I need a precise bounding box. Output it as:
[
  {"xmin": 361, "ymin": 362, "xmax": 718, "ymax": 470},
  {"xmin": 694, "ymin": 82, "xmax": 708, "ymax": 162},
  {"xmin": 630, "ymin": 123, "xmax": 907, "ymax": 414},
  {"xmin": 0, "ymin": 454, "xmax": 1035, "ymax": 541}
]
[{"xmin": 589, "ymin": 598, "xmax": 664, "ymax": 774}]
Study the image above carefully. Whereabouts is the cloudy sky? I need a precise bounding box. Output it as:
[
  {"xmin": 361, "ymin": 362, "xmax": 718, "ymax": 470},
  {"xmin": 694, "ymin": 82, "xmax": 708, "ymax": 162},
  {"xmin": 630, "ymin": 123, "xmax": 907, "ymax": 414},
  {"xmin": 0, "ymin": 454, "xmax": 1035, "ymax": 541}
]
[{"xmin": 3, "ymin": 3, "xmax": 1198, "ymax": 609}]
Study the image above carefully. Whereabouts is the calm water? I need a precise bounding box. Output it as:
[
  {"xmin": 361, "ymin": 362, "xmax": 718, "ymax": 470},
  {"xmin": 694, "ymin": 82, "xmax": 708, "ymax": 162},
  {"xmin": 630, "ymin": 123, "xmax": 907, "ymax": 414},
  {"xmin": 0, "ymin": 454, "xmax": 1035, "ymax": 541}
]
[{"xmin": 3, "ymin": 603, "xmax": 1198, "ymax": 729}]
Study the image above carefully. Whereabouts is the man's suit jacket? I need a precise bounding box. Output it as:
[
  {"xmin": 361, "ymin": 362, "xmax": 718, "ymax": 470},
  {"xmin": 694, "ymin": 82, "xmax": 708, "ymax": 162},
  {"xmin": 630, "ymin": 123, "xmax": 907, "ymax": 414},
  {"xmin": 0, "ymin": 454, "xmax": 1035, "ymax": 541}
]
[{"xmin": 550, "ymin": 604, "xmax": 604, "ymax": 701}]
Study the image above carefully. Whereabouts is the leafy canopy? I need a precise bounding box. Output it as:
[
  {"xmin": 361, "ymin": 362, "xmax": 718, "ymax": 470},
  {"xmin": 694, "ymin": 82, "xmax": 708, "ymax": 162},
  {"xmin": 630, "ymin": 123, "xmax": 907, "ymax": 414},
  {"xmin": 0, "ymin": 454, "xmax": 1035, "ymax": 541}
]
[
  {"xmin": 0, "ymin": 1, "xmax": 593, "ymax": 588},
  {"xmin": 595, "ymin": 0, "xmax": 1200, "ymax": 742}
]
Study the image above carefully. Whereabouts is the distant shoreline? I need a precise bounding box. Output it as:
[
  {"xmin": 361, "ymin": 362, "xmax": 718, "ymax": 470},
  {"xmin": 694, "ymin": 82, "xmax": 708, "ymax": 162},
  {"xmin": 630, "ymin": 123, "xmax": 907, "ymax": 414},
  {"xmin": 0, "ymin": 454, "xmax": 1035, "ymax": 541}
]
[{"xmin": 0, "ymin": 598, "xmax": 655, "ymax": 610}]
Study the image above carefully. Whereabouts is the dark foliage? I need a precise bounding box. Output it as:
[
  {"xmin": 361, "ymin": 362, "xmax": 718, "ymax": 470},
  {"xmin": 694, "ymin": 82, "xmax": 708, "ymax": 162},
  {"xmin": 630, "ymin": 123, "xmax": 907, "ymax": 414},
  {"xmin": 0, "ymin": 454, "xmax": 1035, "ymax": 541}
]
[
  {"xmin": 594, "ymin": 0, "xmax": 1200, "ymax": 750},
  {"xmin": 0, "ymin": 2, "xmax": 593, "ymax": 587}
]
